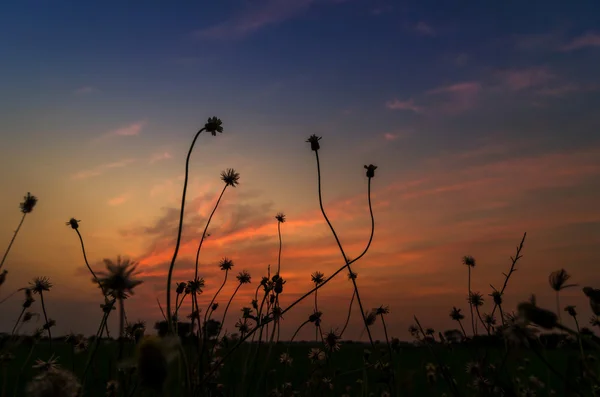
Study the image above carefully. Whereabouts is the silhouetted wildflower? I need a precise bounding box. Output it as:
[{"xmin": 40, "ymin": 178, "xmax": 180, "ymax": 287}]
[
  {"xmin": 549, "ymin": 269, "xmax": 577, "ymax": 291},
  {"xmin": 235, "ymin": 319, "xmax": 249, "ymax": 334},
  {"xmin": 236, "ymin": 271, "xmax": 251, "ymax": 284},
  {"xmin": 219, "ymin": 257, "xmax": 234, "ymax": 271},
  {"xmin": 583, "ymin": 287, "xmax": 600, "ymax": 315},
  {"xmin": 279, "ymin": 353, "xmax": 293, "ymax": 366},
  {"xmin": 365, "ymin": 310, "xmax": 377, "ymax": 326},
  {"xmin": 187, "ymin": 277, "xmax": 205, "ymax": 294},
  {"xmin": 348, "ymin": 271, "xmax": 358, "ymax": 280},
  {"xmin": 20, "ymin": 192, "xmax": 38, "ymax": 214},
  {"xmin": 311, "ymin": 271, "xmax": 325, "ymax": 285},
  {"xmin": 468, "ymin": 292, "xmax": 484, "ymax": 307},
  {"xmin": 364, "ymin": 164, "xmax": 377, "ymax": 178},
  {"xmin": 66, "ymin": 218, "xmax": 80, "ymax": 230},
  {"xmin": 463, "ymin": 255, "xmax": 476, "ymax": 267},
  {"xmin": 309, "ymin": 311, "xmax": 322, "ymax": 327},
  {"xmin": 590, "ymin": 316, "xmax": 600, "ymax": 327},
  {"xmin": 176, "ymin": 282, "xmax": 186, "ymax": 295},
  {"xmin": 205, "ymin": 117, "xmax": 223, "ymax": 136},
  {"xmin": 450, "ymin": 307, "xmax": 464, "ymax": 321},
  {"xmin": 221, "ymin": 168, "xmax": 240, "ymax": 187},
  {"xmin": 306, "ymin": 134, "xmax": 322, "ymax": 151},
  {"xmin": 30, "ymin": 277, "xmax": 52, "ymax": 293},
  {"xmin": 308, "ymin": 348, "xmax": 326, "ymax": 363},
  {"xmin": 375, "ymin": 305, "xmax": 390, "ymax": 316},
  {"xmin": 275, "ymin": 212, "xmax": 286, "ymax": 223},
  {"xmin": 33, "ymin": 355, "xmax": 60, "ymax": 371},
  {"xmin": 97, "ymin": 257, "xmax": 142, "ymax": 299},
  {"xmin": 324, "ymin": 329, "xmax": 341, "ymax": 351},
  {"xmin": 565, "ymin": 305, "xmax": 577, "ymax": 317},
  {"xmin": 490, "ymin": 290, "xmax": 503, "ymax": 305}
]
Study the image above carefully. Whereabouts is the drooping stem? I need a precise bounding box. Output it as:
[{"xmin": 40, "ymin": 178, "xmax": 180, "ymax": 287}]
[
  {"xmin": 0, "ymin": 213, "xmax": 26, "ymax": 271},
  {"xmin": 313, "ymin": 150, "xmax": 375, "ymax": 347},
  {"xmin": 166, "ymin": 127, "xmax": 206, "ymax": 332}
]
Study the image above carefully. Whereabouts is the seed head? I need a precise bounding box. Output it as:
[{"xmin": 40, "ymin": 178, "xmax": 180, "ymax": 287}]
[
  {"xmin": 66, "ymin": 218, "xmax": 80, "ymax": 230},
  {"xmin": 26, "ymin": 368, "xmax": 81, "ymax": 397},
  {"xmin": 375, "ymin": 305, "xmax": 390, "ymax": 316},
  {"xmin": 549, "ymin": 269, "xmax": 577, "ymax": 292},
  {"xmin": 220, "ymin": 168, "xmax": 240, "ymax": 187},
  {"xmin": 490, "ymin": 290, "xmax": 503, "ymax": 305},
  {"xmin": 97, "ymin": 256, "xmax": 143, "ymax": 299},
  {"xmin": 564, "ymin": 305, "xmax": 577, "ymax": 317},
  {"xmin": 450, "ymin": 307, "xmax": 464, "ymax": 321},
  {"xmin": 187, "ymin": 277, "xmax": 205, "ymax": 294},
  {"xmin": 236, "ymin": 270, "xmax": 251, "ymax": 284},
  {"xmin": 306, "ymin": 134, "xmax": 322, "ymax": 151},
  {"xmin": 468, "ymin": 292, "xmax": 484, "ymax": 307},
  {"xmin": 219, "ymin": 257, "xmax": 234, "ymax": 271},
  {"xmin": 175, "ymin": 282, "xmax": 186, "ymax": 295},
  {"xmin": 583, "ymin": 287, "xmax": 600, "ymax": 315},
  {"xmin": 30, "ymin": 277, "xmax": 52, "ymax": 294},
  {"xmin": 323, "ymin": 329, "xmax": 341, "ymax": 352},
  {"xmin": 462, "ymin": 255, "xmax": 476, "ymax": 267},
  {"xmin": 311, "ymin": 271, "xmax": 325, "ymax": 285},
  {"xmin": 308, "ymin": 348, "xmax": 326, "ymax": 363},
  {"xmin": 204, "ymin": 117, "xmax": 223, "ymax": 136},
  {"xmin": 275, "ymin": 212, "xmax": 286, "ymax": 223},
  {"xmin": 20, "ymin": 192, "xmax": 38, "ymax": 214},
  {"xmin": 364, "ymin": 164, "xmax": 377, "ymax": 178}
]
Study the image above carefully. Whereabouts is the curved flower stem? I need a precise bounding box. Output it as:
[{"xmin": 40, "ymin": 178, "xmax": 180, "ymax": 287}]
[
  {"xmin": 339, "ymin": 289, "xmax": 356, "ymax": 338},
  {"xmin": 39, "ymin": 291, "xmax": 52, "ymax": 344},
  {"xmin": 0, "ymin": 213, "xmax": 26, "ymax": 271},
  {"xmin": 166, "ymin": 127, "xmax": 207, "ymax": 332},
  {"xmin": 456, "ymin": 319, "xmax": 467, "ymax": 339},
  {"xmin": 475, "ymin": 306, "xmax": 489, "ymax": 336},
  {"xmin": 74, "ymin": 228, "xmax": 110, "ymax": 336},
  {"xmin": 216, "ymin": 283, "xmax": 242, "ymax": 343},
  {"xmin": 313, "ymin": 150, "xmax": 375, "ymax": 347},
  {"xmin": 204, "ymin": 270, "xmax": 229, "ymax": 326},
  {"xmin": 195, "ymin": 185, "xmax": 228, "ymax": 281}
]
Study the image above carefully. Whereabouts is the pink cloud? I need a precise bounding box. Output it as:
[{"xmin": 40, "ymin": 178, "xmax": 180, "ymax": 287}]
[
  {"xmin": 496, "ymin": 67, "xmax": 555, "ymax": 91},
  {"xmin": 385, "ymin": 98, "xmax": 423, "ymax": 113},
  {"xmin": 107, "ymin": 121, "xmax": 145, "ymax": 137},
  {"xmin": 560, "ymin": 32, "xmax": 600, "ymax": 51},
  {"xmin": 194, "ymin": 0, "xmax": 314, "ymax": 40},
  {"xmin": 73, "ymin": 86, "xmax": 96, "ymax": 95},
  {"xmin": 426, "ymin": 81, "xmax": 482, "ymax": 114},
  {"xmin": 149, "ymin": 152, "xmax": 172, "ymax": 164},
  {"xmin": 108, "ymin": 194, "xmax": 130, "ymax": 206},
  {"xmin": 71, "ymin": 159, "xmax": 136, "ymax": 180},
  {"xmin": 415, "ymin": 21, "xmax": 436, "ymax": 37}
]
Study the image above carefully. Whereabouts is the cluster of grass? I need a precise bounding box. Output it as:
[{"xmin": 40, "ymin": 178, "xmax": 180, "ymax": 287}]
[{"xmin": 1, "ymin": 116, "xmax": 600, "ymax": 397}]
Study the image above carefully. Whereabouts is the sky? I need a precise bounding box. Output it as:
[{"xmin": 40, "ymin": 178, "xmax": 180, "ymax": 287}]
[{"xmin": 0, "ymin": 0, "xmax": 599, "ymax": 341}]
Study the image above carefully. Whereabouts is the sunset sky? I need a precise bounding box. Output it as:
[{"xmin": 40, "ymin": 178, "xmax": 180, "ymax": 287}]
[{"xmin": 1, "ymin": 0, "xmax": 599, "ymax": 341}]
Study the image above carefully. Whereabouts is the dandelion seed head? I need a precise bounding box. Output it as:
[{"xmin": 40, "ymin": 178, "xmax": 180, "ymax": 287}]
[
  {"xmin": 20, "ymin": 192, "xmax": 38, "ymax": 214},
  {"xmin": 30, "ymin": 277, "xmax": 52, "ymax": 294},
  {"xmin": 219, "ymin": 257, "xmax": 234, "ymax": 271},
  {"xmin": 236, "ymin": 270, "xmax": 251, "ymax": 284},
  {"xmin": 26, "ymin": 368, "xmax": 81, "ymax": 397},
  {"xmin": 220, "ymin": 168, "xmax": 240, "ymax": 187},
  {"xmin": 275, "ymin": 213, "xmax": 286, "ymax": 223}
]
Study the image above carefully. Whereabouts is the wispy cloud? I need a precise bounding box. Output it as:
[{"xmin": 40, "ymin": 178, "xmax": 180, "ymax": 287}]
[
  {"xmin": 495, "ymin": 67, "xmax": 555, "ymax": 91},
  {"xmin": 560, "ymin": 32, "xmax": 600, "ymax": 51},
  {"xmin": 108, "ymin": 193, "xmax": 131, "ymax": 206},
  {"xmin": 107, "ymin": 121, "xmax": 145, "ymax": 137},
  {"xmin": 149, "ymin": 152, "xmax": 172, "ymax": 164},
  {"xmin": 73, "ymin": 86, "xmax": 96, "ymax": 95},
  {"xmin": 385, "ymin": 98, "xmax": 423, "ymax": 113},
  {"xmin": 194, "ymin": 0, "xmax": 315, "ymax": 40},
  {"xmin": 71, "ymin": 159, "xmax": 136, "ymax": 180},
  {"xmin": 426, "ymin": 81, "xmax": 482, "ymax": 114},
  {"xmin": 414, "ymin": 21, "xmax": 436, "ymax": 37}
]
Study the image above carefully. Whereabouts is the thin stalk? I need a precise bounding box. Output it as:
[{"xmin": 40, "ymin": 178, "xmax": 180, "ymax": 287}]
[
  {"xmin": 0, "ymin": 213, "xmax": 26, "ymax": 271},
  {"xmin": 11, "ymin": 307, "xmax": 26, "ymax": 335},
  {"xmin": 0, "ymin": 289, "xmax": 20, "ymax": 305},
  {"xmin": 340, "ymin": 289, "xmax": 356, "ymax": 338},
  {"xmin": 490, "ymin": 232, "xmax": 527, "ymax": 318},
  {"xmin": 313, "ymin": 151, "xmax": 375, "ymax": 347},
  {"xmin": 39, "ymin": 291, "xmax": 52, "ymax": 344},
  {"xmin": 456, "ymin": 319, "xmax": 467, "ymax": 339},
  {"xmin": 166, "ymin": 126, "xmax": 206, "ymax": 332},
  {"xmin": 380, "ymin": 314, "xmax": 397, "ymax": 397},
  {"xmin": 216, "ymin": 283, "xmax": 242, "ymax": 343},
  {"xmin": 556, "ymin": 291, "xmax": 562, "ymax": 325},
  {"xmin": 204, "ymin": 270, "xmax": 229, "ymax": 326},
  {"xmin": 118, "ymin": 297, "xmax": 125, "ymax": 361},
  {"xmin": 468, "ymin": 268, "xmax": 475, "ymax": 336},
  {"xmin": 314, "ymin": 288, "xmax": 319, "ymax": 342},
  {"xmin": 194, "ymin": 185, "xmax": 228, "ymax": 281},
  {"xmin": 276, "ymin": 221, "xmax": 282, "ymax": 276},
  {"xmin": 475, "ymin": 306, "xmax": 489, "ymax": 336}
]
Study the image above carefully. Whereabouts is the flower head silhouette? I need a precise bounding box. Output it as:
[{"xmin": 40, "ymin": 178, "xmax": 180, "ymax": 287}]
[
  {"xmin": 30, "ymin": 277, "xmax": 52, "ymax": 293},
  {"xmin": 306, "ymin": 134, "xmax": 322, "ymax": 151},
  {"xmin": 220, "ymin": 168, "xmax": 240, "ymax": 187},
  {"xmin": 205, "ymin": 117, "xmax": 223, "ymax": 136},
  {"xmin": 311, "ymin": 271, "xmax": 325, "ymax": 285},
  {"xmin": 364, "ymin": 164, "xmax": 377, "ymax": 178},
  {"xmin": 97, "ymin": 256, "xmax": 143, "ymax": 299},
  {"xmin": 236, "ymin": 271, "xmax": 251, "ymax": 284},
  {"xmin": 66, "ymin": 218, "xmax": 80, "ymax": 230},
  {"xmin": 219, "ymin": 257, "xmax": 234, "ymax": 271},
  {"xmin": 20, "ymin": 192, "xmax": 38, "ymax": 214},
  {"xmin": 275, "ymin": 212, "xmax": 286, "ymax": 223}
]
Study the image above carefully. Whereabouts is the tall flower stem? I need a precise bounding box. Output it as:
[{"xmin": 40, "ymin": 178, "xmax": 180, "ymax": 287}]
[
  {"xmin": 118, "ymin": 297, "xmax": 125, "ymax": 361},
  {"xmin": 204, "ymin": 269, "xmax": 229, "ymax": 326},
  {"xmin": 39, "ymin": 291, "xmax": 51, "ymax": 344},
  {"xmin": 490, "ymin": 232, "xmax": 527, "ymax": 318},
  {"xmin": 215, "ymin": 283, "xmax": 242, "ymax": 343},
  {"xmin": 468, "ymin": 268, "xmax": 475, "ymax": 336},
  {"xmin": 73, "ymin": 227, "xmax": 110, "ymax": 336},
  {"xmin": 313, "ymin": 150, "xmax": 375, "ymax": 347},
  {"xmin": 314, "ymin": 289, "xmax": 319, "ymax": 342},
  {"xmin": 11, "ymin": 307, "xmax": 26, "ymax": 335},
  {"xmin": 276, "ymin": 221, "xmax": 283, "ymax": 275},
  {"xmin": 0, "ymin": 213, "xmax": 26, "ymax": 271},
  {"xmin": 166, "ymin": 126, "xmax": 206, "ymax": 331},
  {"xmin": 195, "ymin": 185, "xmax": 228, "ymax": 280},
  {"xmin": 556, "ymin": 291, "xmax": 562, "ymax": 325}
]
